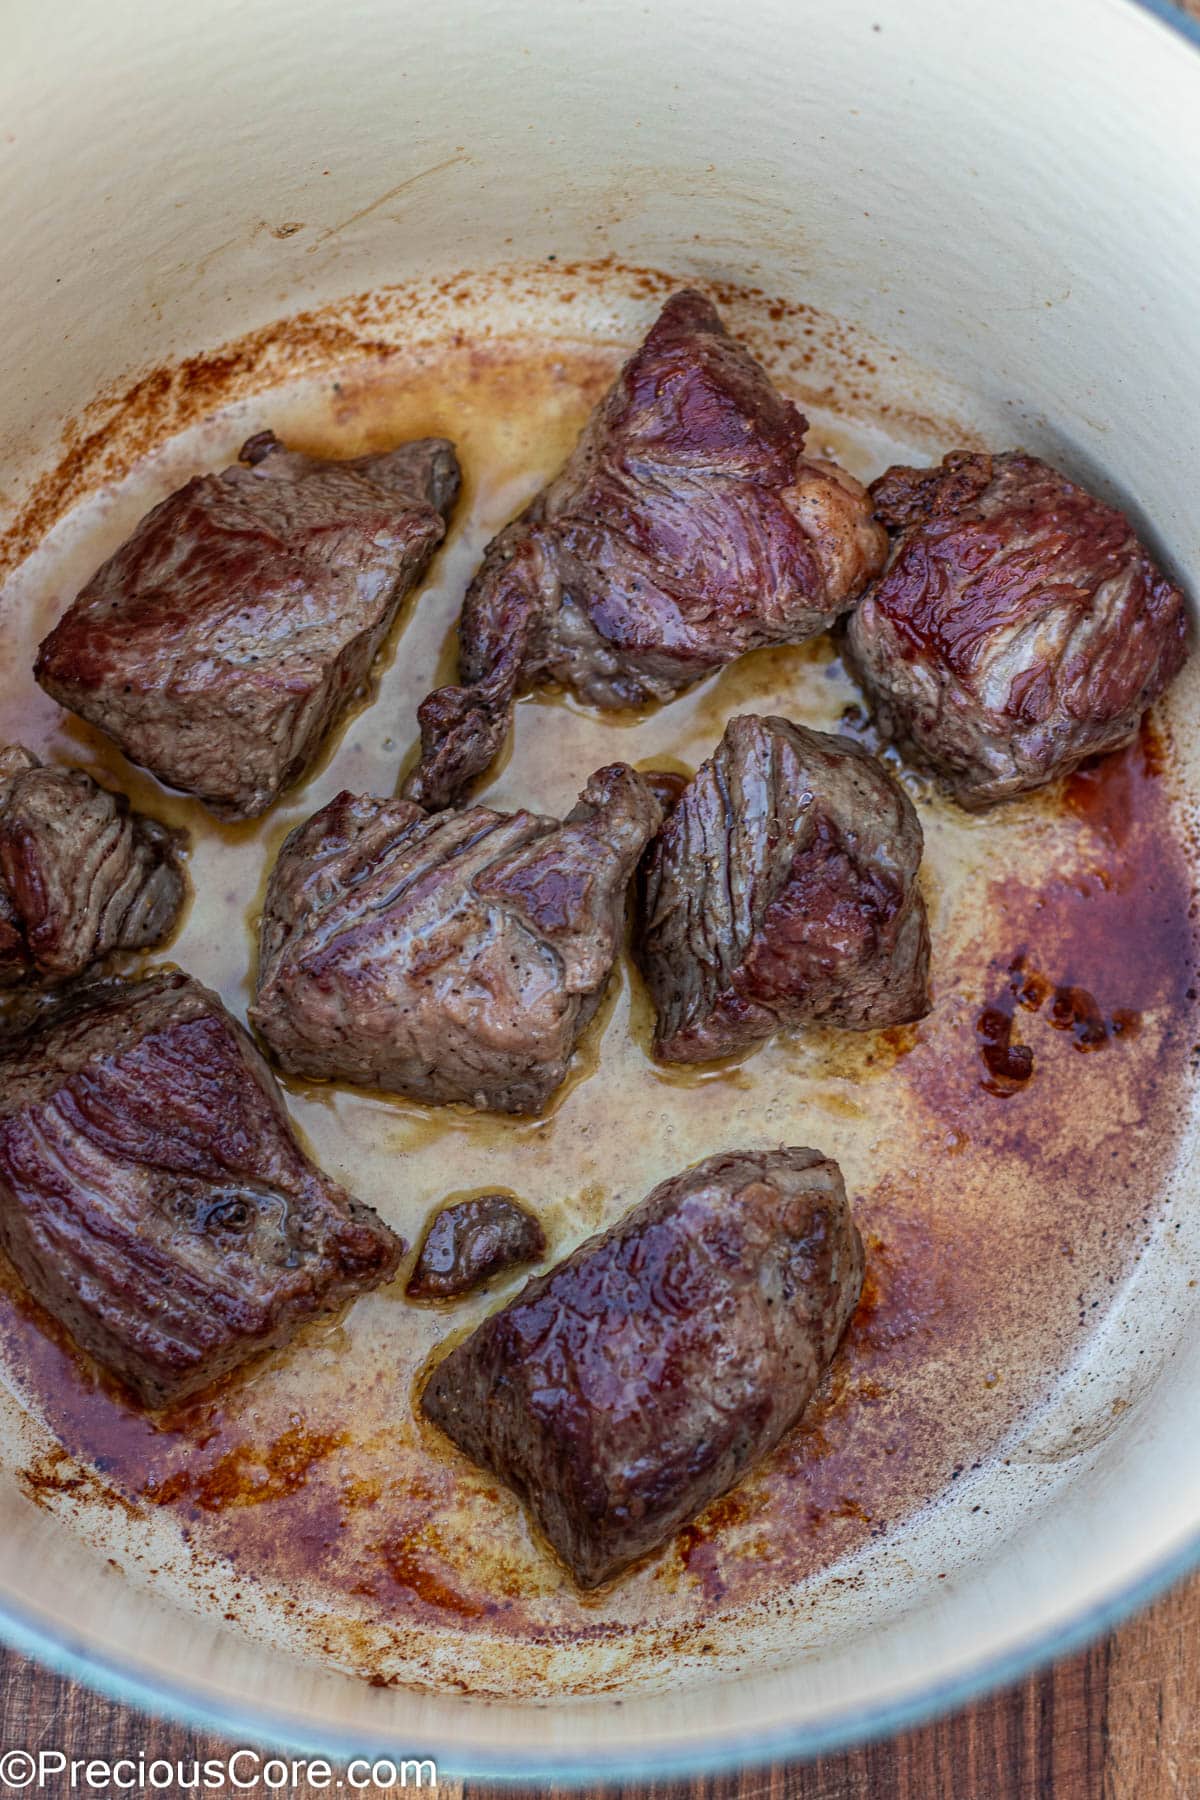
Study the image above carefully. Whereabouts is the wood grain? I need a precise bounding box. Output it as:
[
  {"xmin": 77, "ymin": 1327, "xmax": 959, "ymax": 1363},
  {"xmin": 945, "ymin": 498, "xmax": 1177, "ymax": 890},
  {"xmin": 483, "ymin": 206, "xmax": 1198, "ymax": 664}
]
[{"xmin": 0, "ymin": 1570, "xmax": 1198, "ymax": 1796}]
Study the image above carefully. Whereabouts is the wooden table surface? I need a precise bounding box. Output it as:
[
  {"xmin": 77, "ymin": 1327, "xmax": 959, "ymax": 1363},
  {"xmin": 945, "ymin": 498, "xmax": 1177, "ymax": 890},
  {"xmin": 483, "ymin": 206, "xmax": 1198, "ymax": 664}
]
[{"xmin": 1, "ymin": 1567, "xmax": 1198, "ymax": 1797}]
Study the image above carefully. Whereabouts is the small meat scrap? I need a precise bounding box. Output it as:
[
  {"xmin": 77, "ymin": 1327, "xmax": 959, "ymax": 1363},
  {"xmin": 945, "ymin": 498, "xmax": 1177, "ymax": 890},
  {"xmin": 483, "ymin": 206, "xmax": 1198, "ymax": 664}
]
[
  {"xmin": 845, "ymin": 450, "xmax": 1189, "ymax": 807},
  {"xmin": 637, "ymin": 714, "xmax": 930, "ymax": 1062},
  {"xmin": 0, "ymin": 970, "xmax": 404, "ymax": 1407},
  {"xmin": 0, "ymin": 744, "xmax": 186, "ymax": 987},
  {"xmin": 403, "ymin": 290, "xmax": 886, "ymax": 808},
  {"xmin": 35, "ymin": 431, "xmax": 461, "ymax": 818},
  {"xmin": 406, "ymin": 1194, "xmax": 546, "ymax": 1300},
  {"xmin": 421, "ymin": 1148, "xmax": 864, "ymax": 1588},
  {"xmin": 251, "ymin": 763, "xmax": 661, "ymax": 1114}
]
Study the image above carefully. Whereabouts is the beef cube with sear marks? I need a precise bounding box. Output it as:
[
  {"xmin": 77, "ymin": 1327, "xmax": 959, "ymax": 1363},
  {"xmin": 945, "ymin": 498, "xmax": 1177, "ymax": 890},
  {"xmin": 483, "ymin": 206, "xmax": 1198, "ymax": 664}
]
[
  {"xmin": 637, "ymin": 714, "xmax": 930, "ymax": 1062},
  {"xmin": 0, "ymin": 745, "xmax": 187, "ymax": 988},
  {"xmin": 35, "ymin": 430, "xmax": 461, "ymax": 819},
  {"xmin": 403, "ymin": 290, "xmax": 886, "ymax": 809},
  {"xmin": 251, "ymin": 764, "xmax": 661, "ymax": 1114},
  {"xmin": 844, "ymin": 450, "xmax": 1189, "ymax": 808},
  {"xmin": 0, "ymin": 969, "xmax": 403, "ymax": 1407},
  {"xmin": 421, "ymin": 1147, "xmax": 864, "ymax": 1588},
  {"xmin": 406, "ymin": 1194, "xmax": 546, "ymax": 1301}
]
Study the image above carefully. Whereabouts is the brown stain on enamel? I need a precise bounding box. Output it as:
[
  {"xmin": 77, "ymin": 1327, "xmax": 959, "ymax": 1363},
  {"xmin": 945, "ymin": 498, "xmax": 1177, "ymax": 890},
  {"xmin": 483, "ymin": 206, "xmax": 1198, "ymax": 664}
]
[
  {"xmin": 16, "ymin": 1441, "xmax": 142, "ymax": 1523},
  {"xmin": 368, "ymin": 1538, "xmax": 492, "ymax": 1622},
  {"xmin": 143, "ymin": 1424, "xmax": 347, "ymax": 1514},
  {"xmin": 0, "ymin": 293, "xmax": 1194, "ymax": 1697},
  {"xmin": 0, "ymin": 257, "xmax": 971, "ymax": 586}
]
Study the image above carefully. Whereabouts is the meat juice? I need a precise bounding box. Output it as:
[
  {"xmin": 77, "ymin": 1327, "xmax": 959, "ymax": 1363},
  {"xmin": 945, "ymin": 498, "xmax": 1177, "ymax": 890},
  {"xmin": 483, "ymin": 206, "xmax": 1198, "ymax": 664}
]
[{"xmin": 0, "ymin": 309, "xmax": 1193, "ymax": 1695}]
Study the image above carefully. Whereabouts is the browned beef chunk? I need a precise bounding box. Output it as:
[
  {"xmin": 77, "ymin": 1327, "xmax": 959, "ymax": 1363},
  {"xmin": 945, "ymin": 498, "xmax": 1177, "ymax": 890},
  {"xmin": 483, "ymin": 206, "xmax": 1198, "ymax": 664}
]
[
  {"xmin": 0, "ymin": 970, "xmax": 403, "ymax": 1406},
  {"xmin": 35, "ymin": 431, "xmax": 461, "ymax": 820},
  {"xmin": 0, "ymin": 745, "xmax": 186, "ymax": 987},
  {"xmin": 251, "ymin": 764, "xmax": 661, "ymax": 1114},
  {"xmin": 636, "ymin": 715, "xmax": 929, "ymax": 1062},
  {"xmin": 403, "ymin": 291, "xmax": 886, "ymax": 808},
  {"xmin": 844, "ymin": 451, "xmax": 1189, "ymax": 808},
  {"xmin": 405, "ymin": 1194, "xmax": 545, "ymax": 1300},
  {"xmin": 422, "ymin": 1147, "xmax": 863, "ymax": 1588}
]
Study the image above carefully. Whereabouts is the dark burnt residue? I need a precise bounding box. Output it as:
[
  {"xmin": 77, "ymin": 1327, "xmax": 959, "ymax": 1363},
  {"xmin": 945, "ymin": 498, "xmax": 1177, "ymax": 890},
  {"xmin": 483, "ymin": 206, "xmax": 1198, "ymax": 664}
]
[
  {"xmin": 976, "ymin": 968, "xmax": 1036, "ymax": 1093},
  {"xmin": 17, "ymin": 1442, "xmax": 142, "ymax": 1522},
  {"xmin": 1047, "ymin": 984, "xmax": 1140, "ymax": 1051},
  {"xmin": 966, "ymin": 722, "xmax": 1185, "ymax": 1101},
  {"xmin": 366, "ymin": 1533, "xmax": 493, "ymax": 1622},
  {"xmin": 975, "ymin": 953, "xmax": 1141, "ymax": 1096},
  {"xmin": 143, "ymin": 1424, "xmax": 346, "ymax": 1514}
]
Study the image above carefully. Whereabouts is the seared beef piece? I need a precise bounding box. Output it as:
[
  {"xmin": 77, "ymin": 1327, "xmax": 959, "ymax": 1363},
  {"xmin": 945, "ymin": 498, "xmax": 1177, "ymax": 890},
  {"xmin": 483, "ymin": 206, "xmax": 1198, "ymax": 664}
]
[
  {"xmin": 406, "ymin": 1194, "xmax": 545, "ymax": 1300},
  {"xmin": 844, "ymin": 451, "xmax": 1190, "ymax": 808},
  {"xmin": 637, "ymin": 715, "xmax": 929, "ymax": 1062},
  {"xmin": 35, "ymin": 430, "xmax": 461, "ymax": 820},
  {"xmin": 0, "ymin": 745, "xmax": 187, "ymax": 987},
  {"xmin": 0, "ymin": 970, "xmax": 403, "ymax": 1406},
  {"xmin": 252, "ymin": 764, "xmax": 661, "ymax": 1114},
  {"xmin": 422, "ymin": 1147, "xmax": 863, "ymax": 1588},
  {"xmin": 403, "ymin": 291, "xmax": 886, "ymax": 808}
]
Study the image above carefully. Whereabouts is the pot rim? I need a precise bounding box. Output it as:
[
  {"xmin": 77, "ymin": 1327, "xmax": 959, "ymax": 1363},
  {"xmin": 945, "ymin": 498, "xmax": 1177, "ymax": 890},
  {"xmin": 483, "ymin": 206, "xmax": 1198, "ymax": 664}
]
[{"xmin": 1, "ymin": 1528, "xmax": 1199, "ymax": 1781}]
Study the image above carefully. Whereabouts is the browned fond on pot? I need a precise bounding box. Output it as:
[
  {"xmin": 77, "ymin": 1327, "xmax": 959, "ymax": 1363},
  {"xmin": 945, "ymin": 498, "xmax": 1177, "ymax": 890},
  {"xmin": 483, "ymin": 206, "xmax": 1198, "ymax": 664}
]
[{"xmin": 0, "ymin": 296, "xmax": 1193, "ymax": 1698}]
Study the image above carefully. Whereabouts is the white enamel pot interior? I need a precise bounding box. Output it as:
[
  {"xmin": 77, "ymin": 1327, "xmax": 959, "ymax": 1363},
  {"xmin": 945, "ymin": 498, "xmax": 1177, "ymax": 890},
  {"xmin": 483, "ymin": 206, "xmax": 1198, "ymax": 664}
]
[{"xmin": 1, "ymin": 0, "xmax": 1200, "ymax": 1782}]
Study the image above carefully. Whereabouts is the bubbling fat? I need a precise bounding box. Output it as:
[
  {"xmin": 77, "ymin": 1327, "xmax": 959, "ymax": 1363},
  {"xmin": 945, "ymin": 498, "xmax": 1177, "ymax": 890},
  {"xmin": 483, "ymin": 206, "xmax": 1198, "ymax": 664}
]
[{"xmin": 0, "ymin": 297, "xmax": 1193, "ymax": 1698}]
